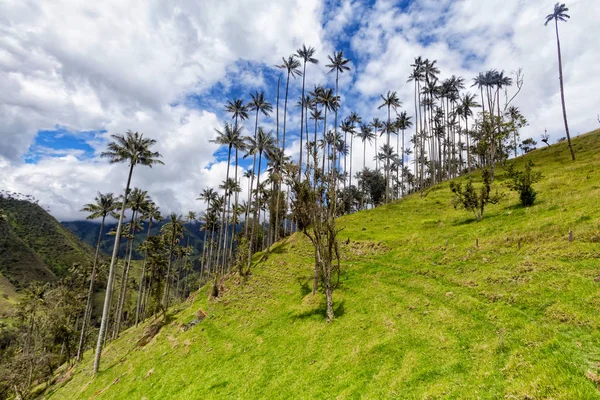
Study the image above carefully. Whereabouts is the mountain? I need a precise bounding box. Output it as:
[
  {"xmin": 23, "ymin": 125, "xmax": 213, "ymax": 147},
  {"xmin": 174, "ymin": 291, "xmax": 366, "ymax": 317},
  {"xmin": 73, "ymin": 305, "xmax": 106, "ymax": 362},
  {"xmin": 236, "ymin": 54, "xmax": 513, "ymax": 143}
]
[
  {"xmin": 46, "ymin": 130, "xmax": 600, "ymax": 398},
  {"xmin": 62, "ymin": 220, "xmax": 208, "ymax": 260},
  {"xmin": 0, "ymin": 196, "xmax": 95, "ymax": 314}
]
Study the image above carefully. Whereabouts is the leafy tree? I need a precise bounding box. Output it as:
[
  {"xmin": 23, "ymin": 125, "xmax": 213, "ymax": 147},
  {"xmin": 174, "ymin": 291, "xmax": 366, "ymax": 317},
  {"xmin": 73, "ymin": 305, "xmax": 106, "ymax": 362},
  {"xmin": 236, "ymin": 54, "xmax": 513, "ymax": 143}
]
[
  {"xmin": 520, "ymin": 138, "xmax": 537, "ymax": 154},
  {"xmin": 505, "ymin": 161, "xmax": 543, "ymax": 206},
  {"xmin": 545, "ymin": 2, "xmax": 575, "ymax": 160},
  {"xmin": 450, "ymin": 168, "xmax": 503, "ymax": 221},
  {"xmin": 94, "ymin": 130, "xmax": 163, "ymax": 374}
]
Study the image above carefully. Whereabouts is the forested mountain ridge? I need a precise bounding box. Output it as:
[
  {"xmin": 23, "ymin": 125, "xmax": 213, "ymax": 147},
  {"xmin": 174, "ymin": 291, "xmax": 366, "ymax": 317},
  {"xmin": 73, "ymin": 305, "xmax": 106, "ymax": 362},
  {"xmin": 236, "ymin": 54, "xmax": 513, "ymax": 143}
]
[
  {"xmin": 62, "ymin": 220, "xmax": 207, "ymax": 261},
  {"xmin": 44, "ymin": 129, "xmax": 600, "ymax": 399},
  {"xmin": 0, "ymin": 196, "xmax": 95, "ymax": 314}
]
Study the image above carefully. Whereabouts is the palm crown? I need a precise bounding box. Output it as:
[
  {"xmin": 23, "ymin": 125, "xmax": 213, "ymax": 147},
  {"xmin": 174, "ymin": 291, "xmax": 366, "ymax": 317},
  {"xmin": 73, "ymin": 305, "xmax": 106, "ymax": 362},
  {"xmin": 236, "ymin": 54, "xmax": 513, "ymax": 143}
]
[
  {"xmin": 101, "ymin": 130, "xmax": 163, "ymax": 168},
  {"xmin": 545, "ymin": 3, "xmax": 570, "ymax": 25},
  {"xmin": 81, "ymin": 192, "xmax": 117, "ymax": 219}
]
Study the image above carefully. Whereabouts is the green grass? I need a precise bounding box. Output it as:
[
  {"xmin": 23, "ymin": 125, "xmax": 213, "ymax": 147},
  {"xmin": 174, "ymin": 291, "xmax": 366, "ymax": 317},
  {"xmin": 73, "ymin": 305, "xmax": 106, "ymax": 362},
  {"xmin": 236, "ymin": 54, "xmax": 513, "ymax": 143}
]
[{"xmin": 45, "ymin": 130, "xmax": 600, "ymax": 399}]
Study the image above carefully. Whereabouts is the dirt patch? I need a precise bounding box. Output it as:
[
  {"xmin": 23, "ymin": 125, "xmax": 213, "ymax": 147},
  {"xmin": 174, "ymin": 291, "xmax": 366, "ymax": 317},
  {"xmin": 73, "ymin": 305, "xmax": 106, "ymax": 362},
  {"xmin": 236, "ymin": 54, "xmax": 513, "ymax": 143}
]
[{"xmin": 138, "ymin": 318, "xmax": 165, "ymax": 347}]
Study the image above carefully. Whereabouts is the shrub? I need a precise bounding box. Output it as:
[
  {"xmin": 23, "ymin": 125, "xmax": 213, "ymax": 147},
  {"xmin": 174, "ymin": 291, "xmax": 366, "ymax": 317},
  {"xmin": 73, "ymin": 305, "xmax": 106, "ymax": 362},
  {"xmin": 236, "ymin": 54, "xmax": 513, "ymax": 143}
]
[
  {"xmin": 450, "ymin": 168, "xmax": 503, "ymax": 221},
  {"xmin": 505, "ymin": 161, "xmax": 543, "ymax": 206}
]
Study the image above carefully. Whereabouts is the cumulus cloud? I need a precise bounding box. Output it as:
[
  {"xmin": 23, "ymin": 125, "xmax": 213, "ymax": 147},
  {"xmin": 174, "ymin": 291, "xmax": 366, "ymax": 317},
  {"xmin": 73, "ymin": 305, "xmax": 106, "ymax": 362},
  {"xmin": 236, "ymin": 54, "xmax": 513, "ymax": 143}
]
[{"xmin": 0, "ymin": 0, "xmax": 599, "ymax": 220}]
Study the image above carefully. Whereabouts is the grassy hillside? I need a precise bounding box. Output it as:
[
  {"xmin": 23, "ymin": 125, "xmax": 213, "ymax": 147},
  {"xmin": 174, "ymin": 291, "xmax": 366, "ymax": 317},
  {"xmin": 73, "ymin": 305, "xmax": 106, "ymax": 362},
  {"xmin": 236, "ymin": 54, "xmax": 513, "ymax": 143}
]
[
  {"xmin": 46, "ymin": 130, "xmax": 600, "ymax": 399},
  {"xmin": 0, "ymin": 197, "xmax": 95, "ymax": 279}
]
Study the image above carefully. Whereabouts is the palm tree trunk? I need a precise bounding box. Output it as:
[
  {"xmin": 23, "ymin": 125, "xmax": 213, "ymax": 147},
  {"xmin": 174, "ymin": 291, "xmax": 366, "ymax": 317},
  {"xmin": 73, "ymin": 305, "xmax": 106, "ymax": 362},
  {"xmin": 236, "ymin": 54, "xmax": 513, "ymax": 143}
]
[
  {"xmin": 299, "ymin": 61, "xmax": 307, "ymax": 181},
  {"xmin": 349, "ymin": 134, "xmax": 354, "ymax": 189},
  {"xmin": 247, "ymin": 150, "xmax": 263, "ymax": 272},
  {"xmin": 245, "ymin": 110, "xmax": 260, "ymax": 236},
  {"xmin": 114, "ymin": 211, "xmax": 137, "ymax": 338},
  {"xmin": 217, "ymin": 146, "xmax": 232, "ymax": 275},
  {"xmin": 229, "ymin": 147, "xmax": 239, "ymax": 266},
  {"xmin": 555, "ymin": 20, "xmax": 575, "ymax": 161},
  {"xmin": 76, "ymin": 215, "xmax": 105, "ymax": 362},
  {"xmin": 162, "ymin": 233, "xmax": 176, "ymax": 310},
  {"xmin": 135, "ymin": 218, "xmax": 153, "ymax": 326},
  {"xmin": 94, "ymin": 162, "xmax": 134, "ymax": 374}
]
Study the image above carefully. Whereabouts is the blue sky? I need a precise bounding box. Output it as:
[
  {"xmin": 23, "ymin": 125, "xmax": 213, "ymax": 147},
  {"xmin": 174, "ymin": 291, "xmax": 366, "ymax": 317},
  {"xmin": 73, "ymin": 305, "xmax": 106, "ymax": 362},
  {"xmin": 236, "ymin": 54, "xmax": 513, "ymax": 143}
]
[{"xmin": 1, "ymin": 0, "xmax": 599, "ymax": 220}]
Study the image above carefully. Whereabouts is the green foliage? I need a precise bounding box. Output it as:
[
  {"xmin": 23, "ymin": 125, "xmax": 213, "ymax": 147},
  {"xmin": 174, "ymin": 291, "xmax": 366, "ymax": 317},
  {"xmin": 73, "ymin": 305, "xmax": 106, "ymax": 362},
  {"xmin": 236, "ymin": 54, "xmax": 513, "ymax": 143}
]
[
  {"xmin": 0, "ymin": 197, "xmax": 94, "ymax": 288},
  {"xmin": 34, "ymin": 129, "xmax": 600, "ymax": 399},
  {"xmin": 450, "ymin": 168, "xmax": 503, "ymax": 221},
  {"xmin": 520, "ymin": 137, "xmax": 537, "ymax": 154},
  {"xmin": 505, "ymin": 161, "xmax": 543, "ymax": 206}
]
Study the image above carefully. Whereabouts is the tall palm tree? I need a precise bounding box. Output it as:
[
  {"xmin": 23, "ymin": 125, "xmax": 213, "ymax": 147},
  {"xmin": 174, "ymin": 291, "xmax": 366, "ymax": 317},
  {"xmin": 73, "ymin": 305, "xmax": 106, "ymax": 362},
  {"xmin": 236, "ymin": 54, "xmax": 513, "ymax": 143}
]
[
  {"xmin": 94, "ymin": 130, "xmax": 162, "ymax": 374},
  {"xmin": 76, "ymin": 192, "xmax": 116, "ymax": 362},
  {"xmin": 459, "ymin": 93, "xmax": 480, "ymax": 172},
  {"xmin": 276, "ymin": 55, "xmax": 302, "ymax": 151},
  {"xmin": 395, "ymin": 111, "xmax": 413, "ymax": 197},
  {"xmin": 210, "ymin": 122, "xmax": 242, "ymax": 274},
  {"xmin": 245, "ymin": 91, "xmax": 272, "ymax": 236},
  {"xmin": 408, "ymin": 57, "xmax": 425, "ymax": 190},
  {"xmin": 245, "ymin": 128, "xmax": 275, "ymax": 272},
  {"xmin": 296, "ymin": 45, "xmax": 319, "ymax": 179},
  {"xmin": 315, "ymin": 87, "xmax": 339, "ymax": 179},
  {"xmin": 370, "ymin": 117, "xmax": 384, "ymax": 173},
  {"xmin": 135, "ymin": 201, "xmax": 162, "ymax": 326},
  {"xmin": 114, "ymin": 187, "xmax": 150, "ymax": 338},
  {"xmin": 225, "ymin": 99, "xmax": 249, "ymax": 131},
  {"xmin": 378, "ymin": 91, "xmax": 402, "ymax": 203},
  {"xmin": 347, "ymin": 111, "xmax": 362, "ymax": 189},
  {"xmin": 326, "ymin": 51, "xmax": 351, "ymax": 179},
  {"xmin": 197, "ymin": 188, "xmax": 217, "ymax": 277},
  {"xmin": 545, "ymin": 2, "xmax": 575, "ymax": 161},
  {"xmin": 161, "ymin": 213, "xmax": 185, "ymax": 310}
]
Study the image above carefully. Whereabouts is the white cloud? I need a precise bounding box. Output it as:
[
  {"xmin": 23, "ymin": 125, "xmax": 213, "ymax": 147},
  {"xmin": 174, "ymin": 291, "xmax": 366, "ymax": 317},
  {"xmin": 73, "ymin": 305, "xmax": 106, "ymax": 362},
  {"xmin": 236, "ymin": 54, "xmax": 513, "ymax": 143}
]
[{"xmin": 1, "ymin": 0, "xmax": 599, "ymax": 221}]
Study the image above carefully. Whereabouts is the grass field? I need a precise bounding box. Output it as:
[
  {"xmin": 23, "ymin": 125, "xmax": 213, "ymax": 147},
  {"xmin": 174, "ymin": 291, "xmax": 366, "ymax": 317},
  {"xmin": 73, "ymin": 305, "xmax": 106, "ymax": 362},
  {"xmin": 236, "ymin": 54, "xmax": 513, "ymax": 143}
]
[{"xmin": 45, "ymin": 130, "xmax": 600, "ymax": 399}]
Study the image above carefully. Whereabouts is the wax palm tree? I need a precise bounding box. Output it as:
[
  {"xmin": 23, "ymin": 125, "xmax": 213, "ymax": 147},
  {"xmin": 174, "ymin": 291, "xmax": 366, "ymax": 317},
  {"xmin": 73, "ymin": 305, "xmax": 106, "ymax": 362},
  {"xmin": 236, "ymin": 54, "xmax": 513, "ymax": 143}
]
[
  {"xmin": 161, "ymin": 213, "xmax": 185, "ymax": 310},
  {"xmin": 114, "ymin": 187, "xmax": 150, "ymax": 338},
  {"xmin": 408, "ymin": 57, "xmax": 425, "ymax": 189},
  {"xmin": 94, "ymin": 130, "xmax": 163, "ymax": 374},
  {"xmin": 347, "ymin": 111, "xmax": 362, "ymax": 189},
  {"xmin": 340, "ymin": 118, "xmax": 355, "ymax": 190},
  {"xmin": 197, "ymin": 188, "xmax": 217, "ymax": 277},
  {"xmin": 545, "ymin": 2, "xmax": 575, "ymax": 160},
  {"xmin": 210, "ymin": 122, "xmax": 242, "ymax": 274},
  {"xmin": 395, "ymin": 111, "xmax": 413, "ymax": 197},
  {"xmin": 296, "ymin": 45, "xmax": 319, "ymax": 178},
  {"xmin": 326, "ymin": 50, "xmax": 351, "ymax": 181},
  {"xmin": 370, "ymin": 117, "xmax": 384, "ymax": 173},
  {"xmin": 245, "ymin": 91, "xmax": 272, "ymax": 234},
  {"xmin": 135, "ymin": 201, "xmax": 162, "ymax": 326},
  {"xmin": 378, "ymin": 91, "xmax": 402, "ymax": 203},
  {"xmin": 225, "ymin": 99, "xmax": 249, "ymax": 131},
  {"xmin": 316, "ymin": 87, "xmax": 339, "ymax": 178},
  {"xmin": 76, "ymin": 192, "xmax": 116, "ymax": 362},
  {"xmin": 277, "ymin": 55, "xmax": 302, "ymax": 151},
  {"xmin": 459, "ymin": 93, "xmax": 480, "ymax": 171},
  {"xmin": 245, "ymin": 128, "xmax": 276, "ymax": 271}
]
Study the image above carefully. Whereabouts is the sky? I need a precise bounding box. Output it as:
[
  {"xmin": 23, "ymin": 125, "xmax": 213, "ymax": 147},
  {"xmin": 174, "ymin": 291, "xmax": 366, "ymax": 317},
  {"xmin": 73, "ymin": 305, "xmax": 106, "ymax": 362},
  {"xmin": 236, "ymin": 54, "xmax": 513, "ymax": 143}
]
[{"xmin": 1, "ymin": 0, "xmax": 599, "ymax": 221}]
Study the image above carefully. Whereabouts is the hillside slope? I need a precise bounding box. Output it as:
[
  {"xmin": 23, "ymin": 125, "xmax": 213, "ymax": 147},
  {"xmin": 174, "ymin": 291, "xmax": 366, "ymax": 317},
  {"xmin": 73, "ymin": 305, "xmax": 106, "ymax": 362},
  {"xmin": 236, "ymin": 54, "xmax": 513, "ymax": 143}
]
[
  {"xmin": 47, "ymin": 130, "xmax": 600, "ymax": 399},
  {"xmin": 0, "ymin": 197, "xmax": 95, "ymax": 279}
]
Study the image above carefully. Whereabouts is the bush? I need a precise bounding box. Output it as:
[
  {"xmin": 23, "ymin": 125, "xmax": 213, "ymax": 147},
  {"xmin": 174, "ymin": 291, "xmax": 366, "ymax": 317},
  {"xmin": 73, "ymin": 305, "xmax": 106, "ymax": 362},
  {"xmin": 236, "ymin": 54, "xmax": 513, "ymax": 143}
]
[
  {"xmin": 505, "ymin": 161, "xmax": 543, "ymax": 207},
  {"xmin": 450, "ymin": 168, "xmax": 503, "ymax": 221}
]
